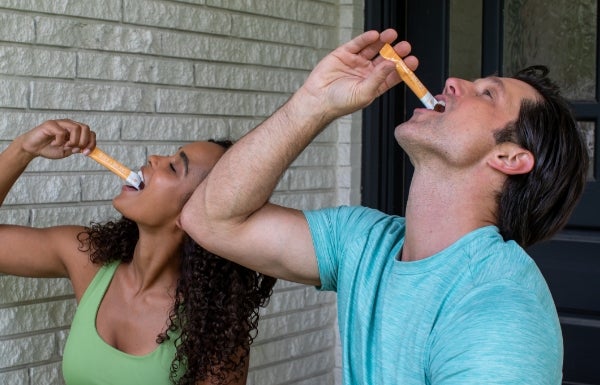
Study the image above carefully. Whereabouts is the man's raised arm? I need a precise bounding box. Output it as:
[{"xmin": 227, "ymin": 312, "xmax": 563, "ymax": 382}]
[{"xmin": 180, "ymin": 29, "xmax": 415, "ymax": 285}]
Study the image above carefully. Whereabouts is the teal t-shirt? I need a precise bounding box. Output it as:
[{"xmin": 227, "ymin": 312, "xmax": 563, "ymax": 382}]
[
  {"xmin": 304, "ymin": 206, "xmax": 562, "ymax": 385},
  {"xmin": 62, "ymin": 262, "xmax": 180, "ymax": 385}
]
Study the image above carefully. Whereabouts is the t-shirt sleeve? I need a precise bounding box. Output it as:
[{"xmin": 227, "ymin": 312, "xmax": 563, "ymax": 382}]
[
  {"xmin": 428, "ymin": 280, "xmax": 563, "ymax": 384},
  {"xmin": 304, "ymin": 206, "xmax": 384, "ymax": 292}
]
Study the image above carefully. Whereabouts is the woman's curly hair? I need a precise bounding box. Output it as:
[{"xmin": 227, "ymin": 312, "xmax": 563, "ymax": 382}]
[
  {"xmin": 77, "ymin": 218, "xmax": 276, "ymax": 384},
  {"xmin": 76, "ymin": 139, "xmax": 276, "ymax": 384}
]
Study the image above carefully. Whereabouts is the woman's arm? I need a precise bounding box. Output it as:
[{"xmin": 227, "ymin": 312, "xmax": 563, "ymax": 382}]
[{"xmin": 0, "ymin": 120, "xmax": 96, "ymax": 279}]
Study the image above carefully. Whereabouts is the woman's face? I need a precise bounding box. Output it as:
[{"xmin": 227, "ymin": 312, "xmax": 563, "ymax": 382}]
[{"xmin": 112, "ymin": 141, "xmax": 226, "ymax": 228}]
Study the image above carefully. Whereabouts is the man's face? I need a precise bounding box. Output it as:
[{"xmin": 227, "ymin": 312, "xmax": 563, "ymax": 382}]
[{"xmin": 395, "ymin": 75, "xmax": 541, "ymax": 169}]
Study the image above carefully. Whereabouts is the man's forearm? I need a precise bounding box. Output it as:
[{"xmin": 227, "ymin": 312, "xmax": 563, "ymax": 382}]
[{"xmin": 188, "ymin": 86, "xmax": 332, "ymax": 225}]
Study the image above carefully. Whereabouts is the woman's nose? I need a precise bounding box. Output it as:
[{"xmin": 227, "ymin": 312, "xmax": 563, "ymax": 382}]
[{"xmin": 147, "ymin": 155, "xmax": 159, "ymax": 167}]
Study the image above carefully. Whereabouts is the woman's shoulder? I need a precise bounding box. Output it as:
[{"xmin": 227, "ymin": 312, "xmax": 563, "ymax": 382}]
[{"xmin": 49, "ymin": 225, "xmax": 103, "ymax": 302}]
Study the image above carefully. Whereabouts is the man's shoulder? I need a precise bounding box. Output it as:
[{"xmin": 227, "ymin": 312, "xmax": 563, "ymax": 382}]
[{"xmin": 305, "ymin": 205, "xmax": 405, "ymax": 227}]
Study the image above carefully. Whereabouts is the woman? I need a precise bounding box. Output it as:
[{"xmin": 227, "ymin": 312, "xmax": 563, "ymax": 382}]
[{"xmin": 0, "ymin": 119, "xmax": 276, "ymax": 385}]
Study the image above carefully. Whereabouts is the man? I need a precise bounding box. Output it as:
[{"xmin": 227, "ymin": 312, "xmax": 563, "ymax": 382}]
[{"xmin": 181, "ymin": 29, "xmax": 588, "ymax": 384}]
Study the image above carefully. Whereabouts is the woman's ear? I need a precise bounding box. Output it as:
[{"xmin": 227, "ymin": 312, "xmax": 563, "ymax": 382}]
[{"xmin": 488, "ymin": 143, "xmax": 534, "ymax": 175}]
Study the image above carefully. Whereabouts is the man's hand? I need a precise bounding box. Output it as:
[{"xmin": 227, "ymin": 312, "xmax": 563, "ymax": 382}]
[{"xmin": 298, "ymin": 29, "xmax": 418, "ymax": 121}]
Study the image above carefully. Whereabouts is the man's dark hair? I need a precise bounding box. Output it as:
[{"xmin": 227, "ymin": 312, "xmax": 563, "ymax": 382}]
[{"xmin": 494, "ymin": 65, "xmax": 589, "ymax": 248}]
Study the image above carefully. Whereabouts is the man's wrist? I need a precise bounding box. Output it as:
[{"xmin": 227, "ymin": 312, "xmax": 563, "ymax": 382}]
[{"xmin": 283, "ymin": 86, "xmax": 336, "ymax": 131}]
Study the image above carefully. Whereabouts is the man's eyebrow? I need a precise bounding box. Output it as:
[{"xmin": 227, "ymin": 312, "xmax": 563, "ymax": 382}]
[
  {"xmin": 179, "ymin": 151, "xmax": 189, "ymax": 176},
  {"xmin": 488, "ymin": 76, "xmax": 505, "ymax": 92}
]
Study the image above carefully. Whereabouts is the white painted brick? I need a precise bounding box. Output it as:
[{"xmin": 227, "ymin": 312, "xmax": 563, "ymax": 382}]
[
  {"xmin": 336, "ymin": 116, "xmax": 353, "ymax": 143},
  {"xmin": 0, "ymin": 112, "xmax": 121, "ymax": 141},
  {"xmin": 205, "ymin": 0, "xmax": 298, "ymax": 20},
  {"xmin": 0, "ymin": 369, "xmax": 28, "ymax": 385},
  {"xmin": 313, "ymin": 125, "xmax": 338, "ymax": 143},
  {"xmin": 30, "ymin": 362, "xmax": 65, "ymax": 385},
  {"xmin": 273, "ymin": 172, "xmax": 290, "ymax": 192},
  {"xmin": 250, "ymin": 329, "xmax": 335, "ymax": 367},
  {"xmin": 337, "ymin": 143, "xmax": 351, "ymax": 166},
  {"xmin": 31, "ymin": 205, "xmax": 118, "ymax": 227},
  {"xmin": 36, "ymin": 17, "xmax": 161, "ymax": 54},
  {"xmin": 228, "ymin": 117, "xmax": 268, "ymax": 139},
  {"xmin": 337, "ymin": 166, "xmax": 351, "ymax": 188},
  {"xmin": 0, "ymin": 12, "xmax": 35, "ymax": 43},
  {"xmin": 257, "ymin": 307, "xmax": 336, "ymax": 341},
  {"xmin": 0, "ymin": 277, "xmax": 72, "ymax": 305},
  {"xmin": 0, "ymin": 79, "xmax": 28, "ymax": 108},
  {"xmin": 0, "ymin": 2, "xmax": 358, "ymax": 384},
  {"xmin": 231, "ymin": 14, "xmax": 334, "ymax": 48},
  {"xmin": 0, "ymin": 0, "xmax": 121, "ymax": 20},
  {"xmin": 260, "ymin": 288, "xmax": 306, "ymax": 315},
  {"xmin": 336, "ymin": 188, "xmax": 351, "ymax": 206},
  {"xmin": 338, "ymin": 28, "xmax": 355, "ymax": 45},
  {"xmin": 81, "ymin": 174, "xmax": 125, "ymax": 201},
  {"xmin": 121, "ymin": 115, "xmax": 229, "ymax": 141},
  {"xmin": 0, "ymin": 208, "xmax": 30, "ymax": 225},
  {"xmin": 0, "ymin": 333, "xmax": 56, "ymax": 368},
  {"xmin": 159, "ymin": 31, "xmax": 320, "ymax": 69},
  {"xmin": 247, "ymin": 350, "xmax": 334, "ymax": 385},
  {"xmin": 297, "ymin": 1, "xmax": 338, "ymax": 26},
  {"xmin": 271, "ymin": 191, "xmax": 337, "ymax": 210},
  {"xmin": 157, "ymin": 88, "xmax": 287, "ymax": 116},
  {"xmin": 24, "ymin": 153, "xmax": 88, "ymax": 173},
  {"xmin": 56, "ymin": 329, "xmax": 69, "ymax": 356},
  {"xmin": 304, "ymin": 287, "xmax": 336, "ymax": 307},
  {"xmin": 289, "ymin": 372, "xmax": 336, "ymax": 385},
  {"xmin": 289, "ymin": 168, "xmax": 336, "ymax": 190},
  {"xmin": 0, "ymin": 299, "xmax": 76, "ymax": 334},
  {"xmin": 78, "ymin": 52, "xmax": 194, "ymax": 86},
  {"xmin": 272, "ymin": 279, "xmax": 304, "ymax": 291},
  {"xmin": 292, "ymin": 145, "xmax": 336, "ymax": 167},
  {"xmin": 30, "ymin": 81, "xmax": 155, "ymax": 112},
  {"xmin": 124, "ymin": 0, "xmax": 231, "ymax": 35},
  {"xmin": 4, "ymin": 176, "xmax": 81, "ymax": 205},
  {"xmin": 146, "ymin": 144, "xmax": 187, "ymax": 157},
  {"xmin": 0, "ymin": 46, "xmax": 76, "ymax": 78},
  {"xmin": 339, "ymin": 4, "xmax": 364, "ymax": 30},
  {"xmin": 195, "ymin": 62, "xmax": 307, "ymax": 93}
]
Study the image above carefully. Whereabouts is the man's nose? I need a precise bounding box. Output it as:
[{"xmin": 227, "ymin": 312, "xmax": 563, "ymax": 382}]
[{"xmin": 443, "ymin": 77, "xmax": 470, "ymax": 96}]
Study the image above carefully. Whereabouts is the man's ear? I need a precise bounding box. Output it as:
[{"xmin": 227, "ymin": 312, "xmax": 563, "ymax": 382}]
[{"xmin": 487, "ymin": 143, "xmax": 534, "ymax": 175}]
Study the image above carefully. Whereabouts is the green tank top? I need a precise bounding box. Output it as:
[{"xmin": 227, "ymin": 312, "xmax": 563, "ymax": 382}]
[{"xmin": 62, "ymin": 262, "xmax": 181, "ymax": 385}]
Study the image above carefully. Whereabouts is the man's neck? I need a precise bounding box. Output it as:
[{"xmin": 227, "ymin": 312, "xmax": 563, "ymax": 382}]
[{"xmin": 401, "ymin": 165, "xmax": 499, "ymax": 262}]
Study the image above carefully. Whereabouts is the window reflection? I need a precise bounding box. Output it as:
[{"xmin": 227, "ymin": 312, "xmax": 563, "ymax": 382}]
[
  {"xmin": 503, "ymin": 0, "xmax": 597, "ymax": 101},
  {"xmin": 578, "ymin": 121, "xmax": 596, "ymax": 181}
]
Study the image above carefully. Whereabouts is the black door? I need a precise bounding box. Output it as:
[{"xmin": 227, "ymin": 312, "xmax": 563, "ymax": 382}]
[{"xmin": 363, "ymin": 1, "xmax": 600, "ymax": 383}]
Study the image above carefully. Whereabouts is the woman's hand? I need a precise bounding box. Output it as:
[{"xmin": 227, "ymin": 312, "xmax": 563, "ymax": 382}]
[{"xmin": 18, "ymin": 119, "xmax": 96, "ymax": 160}]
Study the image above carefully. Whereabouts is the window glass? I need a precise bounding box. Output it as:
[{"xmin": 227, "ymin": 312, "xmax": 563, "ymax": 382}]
[
  {"xmin": 503, "ymin": 0, "xmax": 597, "ymax": 100},
  {"xmin": 449, "ymin": 0, "xmax": 483, "ymax": 80}
]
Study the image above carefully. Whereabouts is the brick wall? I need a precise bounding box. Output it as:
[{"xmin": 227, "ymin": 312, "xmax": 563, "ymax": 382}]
[{"xmin": 0, "ymin": 1, "xmax": 365, "ymax": 384}]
